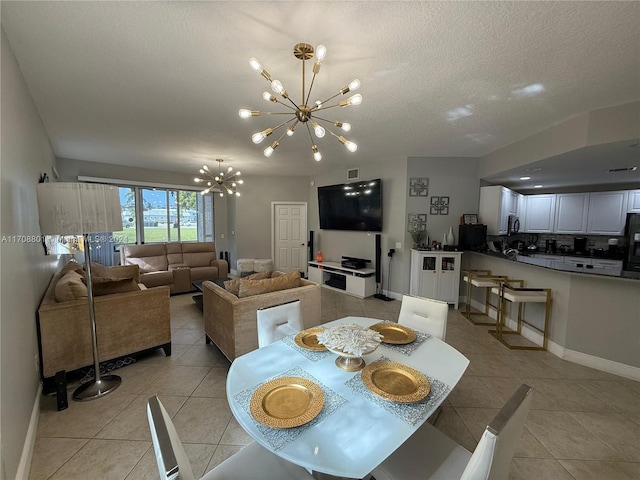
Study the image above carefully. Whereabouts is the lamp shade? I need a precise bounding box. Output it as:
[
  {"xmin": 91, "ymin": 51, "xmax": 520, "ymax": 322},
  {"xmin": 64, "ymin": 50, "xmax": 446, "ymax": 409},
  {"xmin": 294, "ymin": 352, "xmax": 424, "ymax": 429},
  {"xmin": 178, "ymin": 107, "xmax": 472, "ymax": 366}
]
[{"xmin": 36, "ymin": 183, "xmax": 123, "ymax": 235}]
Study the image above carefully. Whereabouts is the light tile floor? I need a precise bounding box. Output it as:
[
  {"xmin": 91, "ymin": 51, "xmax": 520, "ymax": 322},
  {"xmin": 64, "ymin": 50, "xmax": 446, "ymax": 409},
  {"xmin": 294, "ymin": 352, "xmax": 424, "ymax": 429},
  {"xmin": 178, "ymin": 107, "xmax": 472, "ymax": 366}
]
[{"xmin": 29, "ymin": 289, "xmax": 640, "ymax": 480}]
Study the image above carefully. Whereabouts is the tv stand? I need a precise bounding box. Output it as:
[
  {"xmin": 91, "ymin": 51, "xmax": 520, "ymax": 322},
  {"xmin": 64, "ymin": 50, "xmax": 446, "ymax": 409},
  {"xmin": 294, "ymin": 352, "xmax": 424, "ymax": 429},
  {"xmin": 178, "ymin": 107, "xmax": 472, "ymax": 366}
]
[{"xmin": 308, "ymin": 261, "xmax": 376, "ymax": 298}]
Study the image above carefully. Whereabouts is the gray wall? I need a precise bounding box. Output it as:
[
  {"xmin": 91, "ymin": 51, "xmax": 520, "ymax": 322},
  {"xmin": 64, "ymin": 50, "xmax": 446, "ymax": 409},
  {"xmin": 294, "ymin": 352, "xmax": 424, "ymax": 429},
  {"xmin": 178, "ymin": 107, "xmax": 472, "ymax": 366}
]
[
  {"xmin": 232, "ymin": 175, "xmax": 311, "ymax": 266},
  {"xmin": 307, "ymin": 161, "xmax": 407, "ymax": 295},
  {"xmin": 1, "ymin": 29, "xmax": 60, "ymax": 480}
]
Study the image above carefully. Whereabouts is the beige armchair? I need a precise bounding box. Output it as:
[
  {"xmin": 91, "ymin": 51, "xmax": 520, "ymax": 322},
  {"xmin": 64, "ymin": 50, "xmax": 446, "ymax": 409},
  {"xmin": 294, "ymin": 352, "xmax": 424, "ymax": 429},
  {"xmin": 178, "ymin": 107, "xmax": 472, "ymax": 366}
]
[{"xmin": 202, "ymin": 274, "xmax": 321, "ymax": 361}]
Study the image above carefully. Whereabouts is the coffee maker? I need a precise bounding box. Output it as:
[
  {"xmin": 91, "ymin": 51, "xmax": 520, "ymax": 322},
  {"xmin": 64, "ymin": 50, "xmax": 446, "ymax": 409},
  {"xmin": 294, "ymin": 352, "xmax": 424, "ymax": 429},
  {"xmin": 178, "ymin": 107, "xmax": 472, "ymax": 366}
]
[{"xmin": 545, "ymin": 239, "xmax": 557, "ymax": 253}]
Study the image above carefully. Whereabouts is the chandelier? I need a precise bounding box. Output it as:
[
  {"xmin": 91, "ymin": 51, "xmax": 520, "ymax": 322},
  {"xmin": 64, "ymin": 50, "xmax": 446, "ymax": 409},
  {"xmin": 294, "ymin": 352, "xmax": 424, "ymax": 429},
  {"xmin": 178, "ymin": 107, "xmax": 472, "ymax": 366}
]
[
  {"xmin": 239, "ymin": 43, "xmax": 361, "ymax": 162},
  {"xmin": 194, "ymin": 159, "xmax": 243, "ymax": 197}
]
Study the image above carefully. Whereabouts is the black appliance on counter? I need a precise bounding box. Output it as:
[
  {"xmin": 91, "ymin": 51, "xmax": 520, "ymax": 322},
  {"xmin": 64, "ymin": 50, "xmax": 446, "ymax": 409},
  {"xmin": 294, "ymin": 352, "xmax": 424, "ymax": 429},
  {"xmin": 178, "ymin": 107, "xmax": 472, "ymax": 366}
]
[
  {"xmin": 624, "ymin": 213, "xmax": 640, "ymax": 274},
  {"xmin": 545, "ymin": 239, "xmax": 557, "ymax": 253},
  {"xmin": 459, "ymin": 224, "xmax": 487, "ymax": 251},
  {"xmin": 574, "ymin": 237, "xmax": 587, "ymax": 256}
]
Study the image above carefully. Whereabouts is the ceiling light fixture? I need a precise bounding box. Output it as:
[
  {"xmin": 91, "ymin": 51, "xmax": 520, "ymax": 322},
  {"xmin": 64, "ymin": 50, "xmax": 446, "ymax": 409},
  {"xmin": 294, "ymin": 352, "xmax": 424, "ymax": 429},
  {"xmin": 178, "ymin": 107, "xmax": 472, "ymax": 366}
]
[
  {"xmin": 239, "ymin": 43, "xmax": 361, "ymax": 162},
  {"xmin": 194, "ymin": 159, "xmax": 243, "ymax": 197},
  {"xmin": 519, "ymin": 176, "xmax": 531, "ymax": 180}
]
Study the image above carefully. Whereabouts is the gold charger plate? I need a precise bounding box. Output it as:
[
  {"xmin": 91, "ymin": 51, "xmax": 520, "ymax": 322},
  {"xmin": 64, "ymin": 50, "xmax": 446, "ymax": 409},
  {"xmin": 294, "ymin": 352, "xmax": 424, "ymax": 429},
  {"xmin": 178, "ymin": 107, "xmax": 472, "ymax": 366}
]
[
  {"xmin": 369, "ymin": 322, "xmax": 417, "ymax": 345},
  {"xmin": 294, "ymin": 328, "xmax": 327, "ymax": 351},
  {"xmin": 250, "ymin": 376, "xmax": 325, "ymax": 428},
  {"xmin": 361, "ymin": 361, "xmax": 430, "ymax": 403}
]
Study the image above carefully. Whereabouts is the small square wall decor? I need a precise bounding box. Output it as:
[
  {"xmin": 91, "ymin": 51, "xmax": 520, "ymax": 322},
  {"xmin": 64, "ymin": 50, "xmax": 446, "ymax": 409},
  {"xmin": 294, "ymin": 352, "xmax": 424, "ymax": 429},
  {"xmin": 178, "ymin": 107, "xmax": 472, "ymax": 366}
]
[
  {"xmin": 407, "ymin": 213, "xmax": 427, "ymax": 231},
  {"xmin": 430, "ymin": 196, "xmax": 450, "ymax": 215},
  {"xmin": 409, "ymin": 177, "xmax": 429, "ymax": 197}
]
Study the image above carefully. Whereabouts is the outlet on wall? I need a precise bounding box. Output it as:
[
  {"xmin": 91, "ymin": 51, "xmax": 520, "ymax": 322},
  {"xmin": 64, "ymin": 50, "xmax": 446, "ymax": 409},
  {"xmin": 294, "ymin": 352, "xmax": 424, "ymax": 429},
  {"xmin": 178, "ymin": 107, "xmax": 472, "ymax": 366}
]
[{"xmin": 395, "ymin": 242, "xmax": 402, "ymax": 249}]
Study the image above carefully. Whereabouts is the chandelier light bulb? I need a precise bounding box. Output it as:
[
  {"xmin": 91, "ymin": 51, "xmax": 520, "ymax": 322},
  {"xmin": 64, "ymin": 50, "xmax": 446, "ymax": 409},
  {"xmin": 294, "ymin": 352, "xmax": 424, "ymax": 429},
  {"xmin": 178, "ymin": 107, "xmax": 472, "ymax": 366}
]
[
  {"xmin": 252, "ymin": 128, "xmax": 272, "ymax": 144},
  {"xmin": 348, "ymin": 79, "xmax": 361, "ymax": 91},
  {"xmin": 227, "ymin": 166, "xmax": 233, "ymax": 173},
  {"xmin": 287, "ymin": 125, "xmax": 296, "ymax": 136},
  {"xmin": 194, "ymin": 177, "xmax": 202, "ymax": 183},
  {"xmin": 262, "ymin": 91, "xmax": 277, "ymax": 102},
  {"xmin": 239, "ymin": 109, "xmax": 252, "ymax": 119},
  {"xmin": 219, "ymin": 191, "xmax": 224, "ymax": 197},
  {"xmin": 345, "ymin": 141, "xmax": 358, "ymax": 152},
  {"xmin": 202, "ymin": 165, "xmax": 209, "ymax": 171},
  {"xmin": 237, "ymin": 179, "xmax": 244, "ymax": 184},
  {"xmin": 264, "ymin": 141, "xmax": 279, "ymax": 157},
  {"xmin": 334, "ymin": 121, "xmax": 351, "ymax": 132},
  {"xmin": 249, "ymin": 57, "xmax": 262, "ymax": 72},
  {"xmin": 312, "ymin": 145, "xmax": 322, "ymax": 161},
  {"xmin": 271, "ymin": 80, "xmax": 285, "ymax": 96},
  {"xmin": 347, "ymin": 94, "xmax": 363, "ymax": 106},
  {"xmin": 199, "ymin": 168, "xmax": 205, "ymax": 174},
  {"xmin": 235, "ymin": 192, "xmax": 241, "ymax": 197},
  {"xmin": 315, "ymin": 45, "xmax": 327, "ymax": 61},
  {"xmin": 312, "ymin": 122, "xmax": 325, "ymax": 138}
]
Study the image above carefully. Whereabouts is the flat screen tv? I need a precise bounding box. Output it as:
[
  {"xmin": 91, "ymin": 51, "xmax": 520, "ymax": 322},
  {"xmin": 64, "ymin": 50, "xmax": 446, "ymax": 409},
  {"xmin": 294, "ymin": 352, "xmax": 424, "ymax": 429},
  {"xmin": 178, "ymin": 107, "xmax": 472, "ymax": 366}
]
[{"xmin": 318, "ymin": 179, "xmax": 382, "ymax": 231}]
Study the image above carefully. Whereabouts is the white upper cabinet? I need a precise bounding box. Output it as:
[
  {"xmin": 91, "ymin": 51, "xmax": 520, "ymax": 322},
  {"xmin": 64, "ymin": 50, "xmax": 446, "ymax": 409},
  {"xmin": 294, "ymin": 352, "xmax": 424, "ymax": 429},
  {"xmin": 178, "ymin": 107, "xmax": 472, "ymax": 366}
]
[
  {"xmin": 586, "ymin": 191, "xmax": 629, "ymax": 235},
  {"xmin": 554, "ymin": 193, "xmax": 589, "ymax": 234},
  {"xmin": 627, "ymin": 190, "xmax": 640, "ymax": 213},
  {"xmin": 523, "ymin": 194, "xmax": 556, "ymax": 233},
  {"xmin": 479, "ymin": 185, "xmax": 514, "ymax": 235}
]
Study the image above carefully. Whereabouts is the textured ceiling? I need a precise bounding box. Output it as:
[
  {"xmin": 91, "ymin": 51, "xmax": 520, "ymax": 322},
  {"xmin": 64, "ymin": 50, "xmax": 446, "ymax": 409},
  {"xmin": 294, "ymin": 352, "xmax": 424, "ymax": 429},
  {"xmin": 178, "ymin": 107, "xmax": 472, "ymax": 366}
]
[{"xmin": 2, "ymin": 1, "xmax": 639, "ymax": 185}]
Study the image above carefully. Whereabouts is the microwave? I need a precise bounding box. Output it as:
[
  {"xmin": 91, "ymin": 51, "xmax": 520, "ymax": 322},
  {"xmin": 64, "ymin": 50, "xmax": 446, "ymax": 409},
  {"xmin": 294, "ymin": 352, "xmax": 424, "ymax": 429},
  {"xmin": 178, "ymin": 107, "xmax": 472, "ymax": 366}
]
[{"xmin": 507, "ymin": 215, "xmax": 520, "ymax": 236}]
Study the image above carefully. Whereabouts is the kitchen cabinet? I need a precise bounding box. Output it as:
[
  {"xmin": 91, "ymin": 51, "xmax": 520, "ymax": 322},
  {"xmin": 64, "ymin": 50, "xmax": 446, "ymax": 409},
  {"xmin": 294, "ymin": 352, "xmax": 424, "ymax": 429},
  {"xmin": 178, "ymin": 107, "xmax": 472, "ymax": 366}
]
[
  {"xmin": 586, "ymin": 191, "xmax": 628, "ymax": 235},
  {"xmin": 628, "ymin": 190, "xmax": 640, "ymax": 213},
  {"xmin": 554, "ymin": 193, "xmax": 589, "ymax": 234},
  {"xmin": 479, "ymin": 186, "xmax": 515, "ymax": 235},
  {"xmin": 523, "ymin": 194, "xmax": 556, "ymax": 233},
  {"xmin": 410, "ymin": 250, "xmax": 462, "ymax": 308}
]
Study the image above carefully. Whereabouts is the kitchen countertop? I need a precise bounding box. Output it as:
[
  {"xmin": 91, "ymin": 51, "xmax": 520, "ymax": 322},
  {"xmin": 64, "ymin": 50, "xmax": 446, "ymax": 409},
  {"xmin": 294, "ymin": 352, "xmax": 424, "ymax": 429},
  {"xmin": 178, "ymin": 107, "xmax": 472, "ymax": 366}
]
[{"xmin": 474, "ymin": 250, "xmax": 634, "ymax": 279}]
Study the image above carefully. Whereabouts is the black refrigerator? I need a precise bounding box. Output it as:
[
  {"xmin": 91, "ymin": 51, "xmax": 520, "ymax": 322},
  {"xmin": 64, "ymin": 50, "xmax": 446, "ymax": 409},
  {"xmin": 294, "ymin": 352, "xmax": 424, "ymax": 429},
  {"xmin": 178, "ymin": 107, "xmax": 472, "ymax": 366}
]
[{"xmin": 458, "ymin": 224, "xmax": 487, "ymax": 251}]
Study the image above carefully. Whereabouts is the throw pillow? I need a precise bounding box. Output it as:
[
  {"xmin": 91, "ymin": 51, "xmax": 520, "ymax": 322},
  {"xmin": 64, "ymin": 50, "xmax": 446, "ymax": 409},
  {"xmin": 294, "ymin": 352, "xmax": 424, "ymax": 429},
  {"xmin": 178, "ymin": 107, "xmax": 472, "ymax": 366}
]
[
  {"xmin": 59, "ymin": 260, "xmax": 84, "ymax": 277},
  {"xmin": 238, "ymin": 270, "xmax": 301, "ymax": 298},
  {"xmin": 91, "ymin": 277, "xmax": 140, "ymax": 296},
  {"xmin": 224, "ymin": 271, "xmax": 271, "ymax": 296},
  {"xmin": 54, "ymin": 271, "xmax": 88, "ymax": 302}
]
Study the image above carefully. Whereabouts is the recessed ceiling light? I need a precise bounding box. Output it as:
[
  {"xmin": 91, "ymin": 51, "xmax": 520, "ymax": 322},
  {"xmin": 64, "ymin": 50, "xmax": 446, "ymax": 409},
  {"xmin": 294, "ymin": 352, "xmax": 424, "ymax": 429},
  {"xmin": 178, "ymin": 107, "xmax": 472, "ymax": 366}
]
[
  {"xmin": 534, "ymin": 185, "xmax": 543, "ymax": 188},
  {"xmin": 519, "ymin": 176, "xmax": 531, "ymax": 180},
  {"xmin": 607, "ymin": 166, "xmax": 638, "ymax": 173},
  {"xmin": 526, "ymin": 167, "xmax": 543, "ymax": 172}
]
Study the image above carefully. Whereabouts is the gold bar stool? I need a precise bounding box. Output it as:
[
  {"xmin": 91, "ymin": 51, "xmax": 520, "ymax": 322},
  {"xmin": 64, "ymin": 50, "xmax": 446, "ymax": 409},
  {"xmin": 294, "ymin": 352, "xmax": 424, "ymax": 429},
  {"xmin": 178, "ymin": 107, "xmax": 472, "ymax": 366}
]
[
  {"xmin": 488, "ymin": 279, "xmax": 552, "ymax": 351},
  {"xmin": 462, "ymin": 270, "xmax": 508, "ymax": 326}
]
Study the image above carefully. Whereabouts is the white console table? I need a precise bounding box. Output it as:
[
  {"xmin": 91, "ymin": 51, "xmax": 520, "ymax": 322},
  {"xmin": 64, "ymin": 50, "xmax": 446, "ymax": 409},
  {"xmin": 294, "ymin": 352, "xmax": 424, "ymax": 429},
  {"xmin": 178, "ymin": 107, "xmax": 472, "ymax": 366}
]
[
  {"xmin": 308, "ymin": 261, "xmax": 376, "ymax": 298},
  {"xmin": 410, "ymin": 250, "xmax": 463, "ymax": 308}
]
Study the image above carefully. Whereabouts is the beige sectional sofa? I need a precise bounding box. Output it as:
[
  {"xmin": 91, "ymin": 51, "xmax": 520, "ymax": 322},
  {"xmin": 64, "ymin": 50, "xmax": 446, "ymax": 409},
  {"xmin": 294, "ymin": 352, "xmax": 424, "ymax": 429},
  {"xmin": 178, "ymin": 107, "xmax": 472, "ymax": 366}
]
[
  {"xmin": 202, "ymin": 271, "xmax": 321, "ymax": 360},
  {"xmin": 37, "ymin": 264, "xmax": 171, "ymax": 409},
  {"xmin": 120, "ymin": 241, "xmax": 229, "ymax": 293}
]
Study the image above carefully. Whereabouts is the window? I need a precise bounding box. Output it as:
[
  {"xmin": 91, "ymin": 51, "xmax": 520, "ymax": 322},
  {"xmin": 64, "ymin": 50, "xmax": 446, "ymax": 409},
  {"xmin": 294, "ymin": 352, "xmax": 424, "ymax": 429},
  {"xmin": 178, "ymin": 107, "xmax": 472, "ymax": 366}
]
[
  {"xmin": 112, "ymin": 187, "xmax": 137, "ymax": 244},
  {"xmin": 110, "ymin": 185, "xmax": 212, "ymax": 245}
]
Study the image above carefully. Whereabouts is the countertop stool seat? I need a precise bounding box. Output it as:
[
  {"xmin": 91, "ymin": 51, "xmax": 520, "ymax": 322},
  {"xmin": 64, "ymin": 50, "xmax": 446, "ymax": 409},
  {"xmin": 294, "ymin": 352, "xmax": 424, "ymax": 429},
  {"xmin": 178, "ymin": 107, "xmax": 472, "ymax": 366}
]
[
  {"xmin": 462, "ymin": 270, "xmax": 508, "ymax": 326},
  {"xmin": 488, "ymin": 280, "xmax": 552, "ymax": 351}
]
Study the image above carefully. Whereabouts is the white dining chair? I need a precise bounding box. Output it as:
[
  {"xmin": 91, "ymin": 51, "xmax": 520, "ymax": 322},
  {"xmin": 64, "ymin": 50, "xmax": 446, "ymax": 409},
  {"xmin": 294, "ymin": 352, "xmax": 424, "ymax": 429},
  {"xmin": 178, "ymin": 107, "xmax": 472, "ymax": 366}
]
[
  {"xmin": 147, "ymin": 395, "xmax": 314, "ymax": 480},
  {"xmin": 257, "ymin": 299, "xmax": 303, "ymax": 348},
  {"xmin": 369, "ymin": 383, "xmax": 533, "ymax": 480},
  {"xmin": 397, "ymin": 295, "xmax": 448, "ymax": 341}
]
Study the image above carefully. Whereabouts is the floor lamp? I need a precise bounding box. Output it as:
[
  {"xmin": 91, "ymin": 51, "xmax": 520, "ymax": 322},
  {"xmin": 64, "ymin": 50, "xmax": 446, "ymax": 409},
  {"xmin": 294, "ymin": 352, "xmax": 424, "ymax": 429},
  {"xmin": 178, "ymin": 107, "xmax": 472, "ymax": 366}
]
[{"xmin": 37, "ymin": 182, "xmax": 124, "ymax": 401}]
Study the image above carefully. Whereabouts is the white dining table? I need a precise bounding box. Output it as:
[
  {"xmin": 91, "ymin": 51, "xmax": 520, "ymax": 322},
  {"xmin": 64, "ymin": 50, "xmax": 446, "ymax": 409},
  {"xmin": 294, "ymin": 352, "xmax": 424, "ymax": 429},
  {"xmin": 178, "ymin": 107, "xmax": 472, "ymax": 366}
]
[{"xmin": 226, "ymin": 316, "xmax": 469, "ymax": 479}]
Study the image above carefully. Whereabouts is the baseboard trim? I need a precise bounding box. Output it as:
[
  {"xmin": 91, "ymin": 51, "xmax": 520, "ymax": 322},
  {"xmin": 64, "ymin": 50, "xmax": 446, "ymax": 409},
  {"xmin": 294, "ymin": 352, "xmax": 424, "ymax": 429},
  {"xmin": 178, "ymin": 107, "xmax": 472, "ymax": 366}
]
[
  {"xmin": 467, "ymin": 298, "xmax": 639, "ymax": 380},
  {"xmin": 15, "ymin": 384, "xmax": 41, "ymax": 480}
]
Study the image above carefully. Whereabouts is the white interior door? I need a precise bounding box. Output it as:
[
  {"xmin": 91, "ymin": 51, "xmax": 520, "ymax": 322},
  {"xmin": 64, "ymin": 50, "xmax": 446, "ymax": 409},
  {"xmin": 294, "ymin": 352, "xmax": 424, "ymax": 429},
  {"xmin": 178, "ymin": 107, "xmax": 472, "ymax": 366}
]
[{"xmin": 272, "ymin": 202, "xmax": 307, "ymax": 275}]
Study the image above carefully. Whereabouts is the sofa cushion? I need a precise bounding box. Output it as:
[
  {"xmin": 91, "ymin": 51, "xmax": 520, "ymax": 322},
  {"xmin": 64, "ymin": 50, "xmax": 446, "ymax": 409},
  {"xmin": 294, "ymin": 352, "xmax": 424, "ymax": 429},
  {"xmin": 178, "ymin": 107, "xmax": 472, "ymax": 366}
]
[
  {"xmin": 91, "ymin": 277, "xmax": 140, "ymax": 296},
  {"xmin": 60, "ymin": 260, "xmax": 84, "ymax": 277},
  {"xmin": 166, "ymin": 242, "xmax": 184, "ymax": 265},
  {"xmin": 121, "ymin": 244, "xmax": 168, "ymax": 273},
  {"xmin": 238, "ymin": 270, "xmax": 301, "ymax": 298},
  {"xmin": 55, "ymin": 271, "xmax": 88, "ymax": 302},
  {"xmin": 141, "ymin": 270, "xmax": 174, "ymax": 287},
  {"xmin": 224, "ymin": 271, "xmax": 271, "ymax": 296}
]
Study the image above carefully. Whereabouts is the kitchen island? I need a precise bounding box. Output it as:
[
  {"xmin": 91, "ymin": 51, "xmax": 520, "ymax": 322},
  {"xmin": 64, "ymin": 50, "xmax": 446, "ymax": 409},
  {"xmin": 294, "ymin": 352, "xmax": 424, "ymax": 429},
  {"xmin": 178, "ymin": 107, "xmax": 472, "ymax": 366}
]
[{"xmin": 461, "ymin": 251, "xmax": 640, "ymax": 380}]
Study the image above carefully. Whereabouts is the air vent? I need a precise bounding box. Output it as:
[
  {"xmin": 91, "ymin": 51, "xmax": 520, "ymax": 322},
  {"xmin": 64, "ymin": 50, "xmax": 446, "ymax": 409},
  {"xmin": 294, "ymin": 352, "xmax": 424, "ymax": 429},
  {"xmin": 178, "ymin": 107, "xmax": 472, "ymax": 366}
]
[
  {"xmin": 607, "ymin": 166, "xmax": 638, "ymax": 173},
  {"xmin": 347, "ymin": 168, "xmax": 359, "ymax": 180}
]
